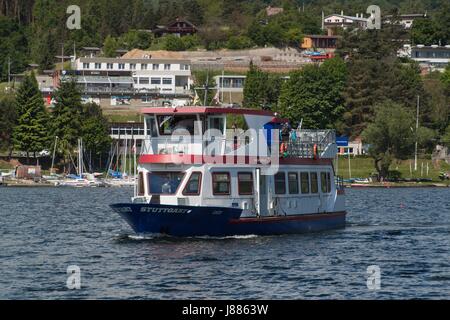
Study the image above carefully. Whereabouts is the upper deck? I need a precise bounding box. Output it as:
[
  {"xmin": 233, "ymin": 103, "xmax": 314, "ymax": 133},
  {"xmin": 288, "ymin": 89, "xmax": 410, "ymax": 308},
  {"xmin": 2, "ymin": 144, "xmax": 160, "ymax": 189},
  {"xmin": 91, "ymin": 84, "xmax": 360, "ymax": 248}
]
[{"xmin": 138, "ymin": 106, "xmax": 337, "ymax": 164}]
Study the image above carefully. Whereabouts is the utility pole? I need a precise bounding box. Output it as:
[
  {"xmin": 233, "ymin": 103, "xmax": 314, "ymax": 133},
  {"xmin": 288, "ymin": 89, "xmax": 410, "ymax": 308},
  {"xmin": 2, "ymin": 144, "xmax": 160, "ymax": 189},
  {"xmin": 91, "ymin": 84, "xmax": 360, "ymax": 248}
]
[
  {"xmin": 203, "ymin": 71, "xmax": 209, "ymax": 107},
  {"xmin": 414, "ymin": 95, "xmax": 420, "ymax": 171}
]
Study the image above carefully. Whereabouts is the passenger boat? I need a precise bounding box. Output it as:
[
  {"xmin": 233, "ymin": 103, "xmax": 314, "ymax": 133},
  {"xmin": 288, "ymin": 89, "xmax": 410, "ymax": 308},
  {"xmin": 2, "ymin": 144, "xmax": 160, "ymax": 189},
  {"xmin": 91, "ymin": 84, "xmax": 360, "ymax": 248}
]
[{"xmin": 110, "ymin": 106, "xmax": 346, "ymax": 237}]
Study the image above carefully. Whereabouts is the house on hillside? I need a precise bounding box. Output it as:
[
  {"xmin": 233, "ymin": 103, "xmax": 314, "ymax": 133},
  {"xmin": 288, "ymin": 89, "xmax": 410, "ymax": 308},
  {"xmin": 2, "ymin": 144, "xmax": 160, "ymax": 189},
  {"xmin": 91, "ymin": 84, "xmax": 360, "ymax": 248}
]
[
  {"xmin": 266, "ymin": 6, "xmax": 284, "ymax": 16},
  {"xmin": 383, "ymin": 13, "xmax": 427, "ymax": 29},
  {"xmin": 323, "ymin": 12, "xmax": 368, "ymax": 35},
  {"xmin": 153, "ymin": 17, "xmax": 198, "ymax": 37}
]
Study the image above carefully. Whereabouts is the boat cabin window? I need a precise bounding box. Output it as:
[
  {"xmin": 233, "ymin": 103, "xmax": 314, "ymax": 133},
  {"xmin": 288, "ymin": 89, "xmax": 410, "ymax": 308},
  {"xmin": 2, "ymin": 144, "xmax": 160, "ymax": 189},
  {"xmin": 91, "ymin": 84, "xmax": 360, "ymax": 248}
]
[
  {"xmin": 327, "ymin": 172, "xmax": 332, "ymax": 193},
  {"xmin": 212, "ymin": 172, "xmax": 231, "ymax": 195},
  {"xmin": 157, "ymin": 115, "xmax": 199, "ymax": 135},
  {"xmin": 148, "ymin": 172, "xmax": 184, "ymax": 195},
  {"xmin": 300, "ymin": 172, "xmax": 310, "ymax": 194},
  {"xmin": 310, "ymin": 172, "xmax": 319, "ymax": 194},
  {"xmin": 321, "ymin": 172, "xmax": 332, "ymax": 193},
  {"xmin": 208, "ymin": 117, "xmax": 225, "ymax": 135},
  {"xmin": 238, "ymin": 172, "xmax": 253, "ymax": 195},
  {"xmin": 138, "ymin": 172, "xmax": 145, "ymax": 196},
  {"xmin": 145, "ymin": 117, "xmax": 158, "ymax": 137},
  {"xmin": 183, "ymin": 172, "xmax": 202, "ymax": 195},
  {"xmin": 274, "ymin": 172, "xmax": 286, "ymax": 195},
  {"xmin": 288, "ymin": 172, "xmax": 299, "ymax": 194}
]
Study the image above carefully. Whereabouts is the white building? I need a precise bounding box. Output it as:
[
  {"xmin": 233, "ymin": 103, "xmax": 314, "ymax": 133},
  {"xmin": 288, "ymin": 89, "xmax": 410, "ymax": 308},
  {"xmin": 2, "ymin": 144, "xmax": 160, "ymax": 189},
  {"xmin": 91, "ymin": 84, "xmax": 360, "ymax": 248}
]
[
  {"xmin": 384, "ymin": 13, "xmax": 427, "ymax": 29},
  {"xmin": 411, "ymin": 45, "xmax": 450, "ymax": 72},
  {"xmin": 324, "ymin": 13, "xmax": 368, "ymax": 35},
  {"xmin": 74, "ymin": 57, "xmax": 191, "ymax": 94}
]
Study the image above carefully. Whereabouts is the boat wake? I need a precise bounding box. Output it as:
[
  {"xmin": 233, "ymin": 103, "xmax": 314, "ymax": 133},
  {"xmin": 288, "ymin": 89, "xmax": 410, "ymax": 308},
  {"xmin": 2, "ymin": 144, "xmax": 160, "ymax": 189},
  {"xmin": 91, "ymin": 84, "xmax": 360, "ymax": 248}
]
[{"xmin": 114, "ymin": 233, "xmax": 259, "ymax": 243}]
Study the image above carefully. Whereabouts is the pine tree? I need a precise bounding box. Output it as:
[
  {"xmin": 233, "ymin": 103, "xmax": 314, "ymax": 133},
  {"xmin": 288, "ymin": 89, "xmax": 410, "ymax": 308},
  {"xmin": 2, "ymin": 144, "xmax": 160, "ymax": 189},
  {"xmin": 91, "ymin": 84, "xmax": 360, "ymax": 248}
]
[
  {"xmin": 12, "ymin": 73, "xmax": 50, "ymax": 163},
  {"xmin": 51, "ymin": 79, "xmax": 83, "ymax": 165}
]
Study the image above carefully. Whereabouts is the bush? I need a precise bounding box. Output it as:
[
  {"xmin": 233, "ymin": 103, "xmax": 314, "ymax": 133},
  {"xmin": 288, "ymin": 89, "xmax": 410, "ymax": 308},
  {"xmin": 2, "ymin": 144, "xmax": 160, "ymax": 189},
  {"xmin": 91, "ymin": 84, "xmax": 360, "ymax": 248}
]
[{"xmin": 226, "ymin": 36, "xmax": 254, "ymax": 50}]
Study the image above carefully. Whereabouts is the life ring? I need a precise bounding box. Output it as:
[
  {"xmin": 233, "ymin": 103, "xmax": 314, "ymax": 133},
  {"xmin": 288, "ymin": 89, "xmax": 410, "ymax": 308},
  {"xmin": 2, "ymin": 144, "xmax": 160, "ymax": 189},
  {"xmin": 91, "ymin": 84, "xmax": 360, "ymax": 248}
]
[
  {"xmin": 313, "ymin": 144, "xmax": 318, "ymax": 159},
  {"xmin": 280, "ymin": 143, "xmax": 288, "ymax": 154}
]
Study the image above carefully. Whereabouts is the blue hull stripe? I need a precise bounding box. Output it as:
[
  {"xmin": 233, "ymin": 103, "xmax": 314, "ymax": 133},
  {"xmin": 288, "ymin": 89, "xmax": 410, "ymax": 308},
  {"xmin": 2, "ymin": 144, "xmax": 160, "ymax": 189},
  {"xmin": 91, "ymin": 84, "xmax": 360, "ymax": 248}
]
[{"xmin": 110, "ymin": 203, "xmax": 346, "ymax": 237}]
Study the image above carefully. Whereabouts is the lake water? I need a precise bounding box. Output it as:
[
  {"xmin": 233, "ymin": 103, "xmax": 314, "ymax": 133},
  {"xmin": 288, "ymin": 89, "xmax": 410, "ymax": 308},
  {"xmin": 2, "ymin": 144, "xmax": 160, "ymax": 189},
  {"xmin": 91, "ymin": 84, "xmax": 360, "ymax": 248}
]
[{"xmin": 0, "ymin": 187, "xmax": 449, "ymax": 299}]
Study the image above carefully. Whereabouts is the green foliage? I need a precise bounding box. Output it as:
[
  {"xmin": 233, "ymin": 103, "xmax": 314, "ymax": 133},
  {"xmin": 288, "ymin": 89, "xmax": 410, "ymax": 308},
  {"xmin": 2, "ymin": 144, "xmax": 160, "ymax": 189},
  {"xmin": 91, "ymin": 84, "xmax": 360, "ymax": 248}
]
[
  {"xmin": 12, "ymin": 73, "xmax": 50, "ymax": 160},
  {"xmin": 164, "ymin": 35, "xmax": 186, "ymax": 51},
  {"xmin": 226, "ymin": 36, "xmax": 254, "ymax": 50},
  {"xmin": 442, "ymin": 125, "xmax": 450, "ymax": 148},
  {"xmin": 441, "ymin": 65, "xmax": 450, "ymax": 91},
  {"xmin": 362, "ymin": 102, "xmax": 416, "ymax": 178},
  {"xmin": 103, "ymin": 36, "xmax": 119, "ymax": 57},
  {"xmin": 278, "ymin": 57, "xmax": 347, "ymax": 129},
  {"xmin": 51, "ymin": 79, "xmax": 83, "ymax": 151},
  {"xmin": 0, "ymin": 16, "xmax": 29, "ymax": 82},
  {"xmin": 80, "ymin": 103, "xmax": 111, "ymax": 169},
  {"xmin": 0, "ymin": 94, "xmax": 17, "ymax": 151},
  {"xmin": 243, "ymin": 62, "xmax": 281, "ymax": 109}
]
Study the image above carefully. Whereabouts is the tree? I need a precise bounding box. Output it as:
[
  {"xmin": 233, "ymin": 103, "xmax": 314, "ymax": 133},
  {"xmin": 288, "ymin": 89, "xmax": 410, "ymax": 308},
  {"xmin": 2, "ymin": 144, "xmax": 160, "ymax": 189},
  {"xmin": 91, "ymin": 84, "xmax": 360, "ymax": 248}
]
[
  {"xmin": 226, "ymin": 36, "xmax": 254, "ymax": 50},
  {"xmin": 80, "ymin": 103, "xmax": 111, "ymax": 171},
  {"xmin": 51, "ymin": 79, "xmax": 83, "ymax": 170},
  {"xmin": 12, "ymin": 73, "xmax": 50, "ymax": 163},
  {"xmin": 442, "ymin": 125, "xmax": 450, "ymax": 148},
  {"xmin": 362, "ymin": 102, "xmax": 416, "ymax": 179},
  {"xmin": 103, "ymin": 35, "xmax": 119, "ymax": 57},
  {"xmin": 278, "ymin": 57, "xmax": 347, "ymax": 129},
  {"xmin": 0, "ymin": 94, "xmax": 17, "ymax": 156},
  {"xmin": 243, "ymin": 62, "xmax": 281, "ymax": 109},
  {"xmin": 164, "ymin": 34, "xmax": 186, "ymax": 51}
]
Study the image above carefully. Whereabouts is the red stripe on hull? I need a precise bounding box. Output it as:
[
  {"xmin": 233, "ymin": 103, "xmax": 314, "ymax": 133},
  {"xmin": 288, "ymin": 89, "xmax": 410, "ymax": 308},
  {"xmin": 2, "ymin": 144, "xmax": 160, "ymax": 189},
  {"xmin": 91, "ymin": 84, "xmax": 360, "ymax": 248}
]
[{"xmin": 230, "ymin": 211, "xmax": 347, "ymax": 224}]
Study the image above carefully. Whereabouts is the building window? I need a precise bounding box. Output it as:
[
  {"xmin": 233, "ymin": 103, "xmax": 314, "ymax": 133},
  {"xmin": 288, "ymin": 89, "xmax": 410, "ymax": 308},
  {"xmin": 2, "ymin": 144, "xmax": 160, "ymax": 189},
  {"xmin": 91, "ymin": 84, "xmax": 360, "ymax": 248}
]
[
  {"xmin": 212, "ymin": 173, "xmax": 231, "ymax": 195},
  {"xmin": 153, "ymin": 64, "xmax": 159, "ymax": 70},
  {"xmin": 162, "ymin": 78, "xmax": 172, "ymax": 85},
  {"xmin": 275, "ymin": 172, "xmax": 286, "ymax": 195},
  {"xmin": 300, "ymin": 172, "xmax": 310, "ymax": 194},
  {"xmin": 288, "ymin": 172, "xmax": 299, "ymax": 194},
  {"xmin": 238, "ymin": 172, "xmax": 253, "ymax": 195},
  {"xmin": 141, "ymin": 96, "xmax": 151, "ymax": 103},
  {"xmin": 130, "ymin": 63, "xmax": 136, "ymax": 70},
  {"xmin": 118, "ymin": 63, "xmax": 125, "ymax": 70},
  {"xmin": 148, "ymin": 172, "xmax": 184, "ymax": 195},
  {"xmin": 83, "ymin": 63, "xmax": 90, "ymax": 69},
  {"xmin": 151, "ymin": 77, "xmax": 161, "ymax": 85},
  {"xmin": 164, "ymin": 64, "xmax": 171, "ymax": 70},
  {"xmin": 139, "ymin": 77, "xmax": 150, "ymax": 84},
  {"xmin": 95, "ymin": 63, "xmax": 101, "ymax": 69},
  {"xmin": 107, "ymin": 63, "xmax": 114, "ymax": 69},
  {"xmin": 133, "ymin": 78, "xmax": 138, "ymax": 84},
  {"xmin": 181, "ymin": 64, "xmax": 190, "ymax": 70},
  {"xmin": 310, "ymin": 172, "xmax": 318, "ymax": 194},
  {"xmin": 141, "ymin": 64, "xmax": 148, "ymax": 70},
  {"xmin": 183, "ymin": 172, "xmax": 202, "ymax": 195}
]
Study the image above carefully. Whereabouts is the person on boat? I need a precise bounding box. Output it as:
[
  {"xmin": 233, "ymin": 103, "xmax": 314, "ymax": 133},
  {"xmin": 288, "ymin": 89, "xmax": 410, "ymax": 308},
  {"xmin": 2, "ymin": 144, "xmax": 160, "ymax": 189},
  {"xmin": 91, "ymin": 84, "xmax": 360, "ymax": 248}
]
[{"xmin": 161, "ymin": 177, "xmax": 172, "ymax": 194}]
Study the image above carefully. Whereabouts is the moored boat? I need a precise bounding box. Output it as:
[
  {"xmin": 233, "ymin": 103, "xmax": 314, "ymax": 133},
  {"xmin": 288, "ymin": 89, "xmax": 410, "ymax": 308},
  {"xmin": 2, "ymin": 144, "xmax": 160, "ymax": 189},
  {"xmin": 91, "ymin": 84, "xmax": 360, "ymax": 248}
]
[{"xmin": 110, "ymin": 106, "xmax": 346, "ymax": 237}]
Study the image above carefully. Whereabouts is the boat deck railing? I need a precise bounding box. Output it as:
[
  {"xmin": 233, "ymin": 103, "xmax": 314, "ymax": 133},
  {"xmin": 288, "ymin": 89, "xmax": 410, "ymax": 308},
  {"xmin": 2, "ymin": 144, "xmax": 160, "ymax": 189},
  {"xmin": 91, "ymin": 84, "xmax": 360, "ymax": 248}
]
[{"xmin": 140, "ymin": 129, "xmax": 337, "ymax": 159}]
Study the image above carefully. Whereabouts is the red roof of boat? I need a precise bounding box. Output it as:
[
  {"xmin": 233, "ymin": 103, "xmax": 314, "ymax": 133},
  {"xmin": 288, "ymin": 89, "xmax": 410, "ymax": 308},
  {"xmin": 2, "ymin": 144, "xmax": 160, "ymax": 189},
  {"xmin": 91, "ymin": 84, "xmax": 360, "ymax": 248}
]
[{"xmin": 141, "ymin": 106, "xmax": 278, "ymax": 117}]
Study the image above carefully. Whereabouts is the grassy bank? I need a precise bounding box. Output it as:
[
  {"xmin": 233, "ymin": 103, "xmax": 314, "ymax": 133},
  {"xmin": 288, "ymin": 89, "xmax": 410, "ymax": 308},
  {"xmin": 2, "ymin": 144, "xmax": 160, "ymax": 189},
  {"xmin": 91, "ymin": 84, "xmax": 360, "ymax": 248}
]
[{"xmin": 335, "ymin": 155, "xmax": 450, "ymax": 182}]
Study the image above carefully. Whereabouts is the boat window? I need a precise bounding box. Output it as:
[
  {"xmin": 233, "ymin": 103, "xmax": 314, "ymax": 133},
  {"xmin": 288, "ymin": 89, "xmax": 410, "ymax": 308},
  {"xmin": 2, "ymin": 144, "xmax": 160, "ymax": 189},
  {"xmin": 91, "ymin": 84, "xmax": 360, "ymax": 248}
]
[
  {"xmin": 212, "ymin": 172, "xmax": 231, "ymax": 195},
  {"xmin": 138, "ymin": 172, "xmax": 145, "ymax": 196},
  {"xmin": 157, "ymin": 115, "xmax": 198, "ymax": 135},
  {"xmin": 238, "ymin": 172, "xmax": 253, "ymax": 195},
  {"xmin": 183, "ymin": 172, "xmax": 202, "ymax": 195},
  {"xmin": 145, "ymin": 117, "xmax": 158, "ymax": 137},
  {"xmin": 274, "ymin": 172, "xmax": 286, "ymax": 195},
  {"xmin": 148, "ymin": 172, "xmax": 184, "ymax": 195},
  {"xmin": 310, "ymin": 172, "xmax": 318, "ymax": 194},
  {"xmin": 288, "ymin": 172, "xmax": 299, "ymax": 194},
  {"xmin": 300, "ymin": 172, "xmax": 310, "ymax": 194},
  {"xmin": 321, "ymin": 172, "xmax": 327, "ymax": 193},
  {"xmin": 208, "ymin": 117, "xmax": 225, "ymax": 134},
  {"xmin": 327, "ymin": 172, "xmax": 332, "ymax": 193}
]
